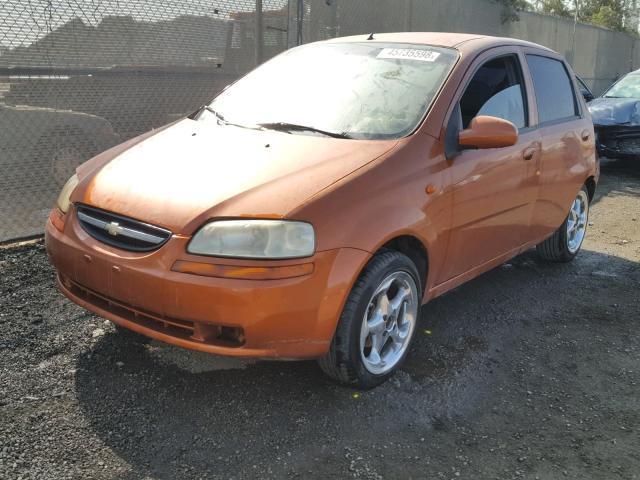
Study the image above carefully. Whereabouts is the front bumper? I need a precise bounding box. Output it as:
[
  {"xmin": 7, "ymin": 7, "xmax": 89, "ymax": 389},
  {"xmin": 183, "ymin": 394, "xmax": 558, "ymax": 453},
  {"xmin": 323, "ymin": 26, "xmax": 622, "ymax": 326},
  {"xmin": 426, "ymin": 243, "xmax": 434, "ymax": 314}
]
[
  {"xmin": 45, "ymin": 207, "xmax": 370, "ymax": 358},
  {"xmin": 594, "ymin": 124, "xmax": 640, "ymax": 159}
]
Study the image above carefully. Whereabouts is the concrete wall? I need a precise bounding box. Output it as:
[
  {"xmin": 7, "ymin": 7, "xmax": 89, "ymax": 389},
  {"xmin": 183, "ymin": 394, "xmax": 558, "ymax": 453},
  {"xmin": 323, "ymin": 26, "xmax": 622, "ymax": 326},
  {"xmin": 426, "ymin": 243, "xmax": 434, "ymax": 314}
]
[
  {"xmin": 509, "ymin": 11, "xmax": 638, "ymax": 93},
  {"xmin": 320, "ymin": 0, "xmax": 640, "ymax": 95}
]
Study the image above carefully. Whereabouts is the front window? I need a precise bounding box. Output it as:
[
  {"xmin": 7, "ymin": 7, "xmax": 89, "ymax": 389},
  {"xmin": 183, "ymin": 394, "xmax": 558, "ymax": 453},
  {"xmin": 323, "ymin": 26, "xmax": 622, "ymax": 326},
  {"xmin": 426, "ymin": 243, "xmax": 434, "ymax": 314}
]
[
  {"xmin": 204, "ymin": 42, "xmax": 459, "ymax": 140},
  {"xmin": 459, "ymin": 55, "xmax": 527, "ymax": 130},
  {"xmin": 604, "ymin": 73, "xmax": 640, "ymax": 99}
]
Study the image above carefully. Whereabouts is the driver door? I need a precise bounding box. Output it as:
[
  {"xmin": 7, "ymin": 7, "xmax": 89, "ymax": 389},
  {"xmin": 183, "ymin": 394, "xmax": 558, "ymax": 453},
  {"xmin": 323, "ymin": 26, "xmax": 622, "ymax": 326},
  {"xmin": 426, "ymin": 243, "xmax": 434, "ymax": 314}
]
[{"xmin": 438, "ymin": 49, "xmax": 541, "ymax": 283}]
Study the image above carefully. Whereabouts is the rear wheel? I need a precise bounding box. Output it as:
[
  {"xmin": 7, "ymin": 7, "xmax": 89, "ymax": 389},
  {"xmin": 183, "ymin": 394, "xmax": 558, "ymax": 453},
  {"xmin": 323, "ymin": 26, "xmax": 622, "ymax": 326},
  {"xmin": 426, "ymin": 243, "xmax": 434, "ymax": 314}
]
[
  {"xmin": 318, "ymin": 251, "xmax": 420, "ymax": 389},
  {"xmin": 536, "ymin": 186, "xmax": 590, "ymax": 262}
]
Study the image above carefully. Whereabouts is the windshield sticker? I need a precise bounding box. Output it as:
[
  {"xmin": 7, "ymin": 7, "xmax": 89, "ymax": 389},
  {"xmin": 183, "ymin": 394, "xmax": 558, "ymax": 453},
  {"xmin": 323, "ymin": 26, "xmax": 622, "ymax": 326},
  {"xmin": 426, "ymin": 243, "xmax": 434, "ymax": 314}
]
[{"xmin": 377, "ymin": 48, "xmax": 441, "ymax": 62}]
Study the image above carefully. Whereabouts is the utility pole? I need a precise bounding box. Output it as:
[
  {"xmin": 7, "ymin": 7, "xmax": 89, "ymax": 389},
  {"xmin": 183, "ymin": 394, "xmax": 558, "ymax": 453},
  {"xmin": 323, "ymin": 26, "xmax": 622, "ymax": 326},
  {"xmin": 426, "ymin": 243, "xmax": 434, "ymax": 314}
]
[
  {"xmin": 570, "ymin": 0, "xmax": 579, "ymax": 66},
  {"xmin": 297, "ymin": 0, "xmax": 304, "ymax": 46},
  {"xmin": 629, "ymin": 0, "xmax": 639, "ymax": 33}
]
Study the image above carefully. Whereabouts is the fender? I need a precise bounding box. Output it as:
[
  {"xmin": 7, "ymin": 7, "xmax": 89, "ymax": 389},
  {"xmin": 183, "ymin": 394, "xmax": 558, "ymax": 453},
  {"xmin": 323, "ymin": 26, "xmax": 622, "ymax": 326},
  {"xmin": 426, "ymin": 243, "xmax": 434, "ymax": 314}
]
[{"xmin": 292, "ymin": 134, "xmax": 454, "ymax": 297}]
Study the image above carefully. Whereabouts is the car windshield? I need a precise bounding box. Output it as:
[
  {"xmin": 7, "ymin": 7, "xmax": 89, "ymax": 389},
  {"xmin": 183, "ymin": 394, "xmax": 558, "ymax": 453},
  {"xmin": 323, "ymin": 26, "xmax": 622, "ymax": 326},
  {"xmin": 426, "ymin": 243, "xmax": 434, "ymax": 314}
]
[
  {"xmin": 604, "ymin": 73, "xmax": 640, "ymax": 99},
  {"xmin": 204, "ymin": 42, "xmax": 459, "ymax": 140}
]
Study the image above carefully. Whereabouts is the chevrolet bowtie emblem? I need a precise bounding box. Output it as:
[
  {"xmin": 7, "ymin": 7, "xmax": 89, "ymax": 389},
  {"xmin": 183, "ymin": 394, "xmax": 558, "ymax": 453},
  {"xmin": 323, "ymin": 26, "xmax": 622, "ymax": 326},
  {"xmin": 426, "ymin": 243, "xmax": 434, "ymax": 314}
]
[{"xmin": 105, "ymin": 221, "xmax": 124, "ymax": 236}]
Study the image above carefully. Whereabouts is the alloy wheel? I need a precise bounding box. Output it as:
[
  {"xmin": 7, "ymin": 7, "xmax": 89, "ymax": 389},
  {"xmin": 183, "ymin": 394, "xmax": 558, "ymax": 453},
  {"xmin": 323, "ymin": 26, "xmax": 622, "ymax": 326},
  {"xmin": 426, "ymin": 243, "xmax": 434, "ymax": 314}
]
[
  {"xmin": 566, "ymin": 189, "xmax": 589, "ymax": 254},
  {"xmin": 359, "ymin": 271, "xmax": 418, "ymax": 375}
]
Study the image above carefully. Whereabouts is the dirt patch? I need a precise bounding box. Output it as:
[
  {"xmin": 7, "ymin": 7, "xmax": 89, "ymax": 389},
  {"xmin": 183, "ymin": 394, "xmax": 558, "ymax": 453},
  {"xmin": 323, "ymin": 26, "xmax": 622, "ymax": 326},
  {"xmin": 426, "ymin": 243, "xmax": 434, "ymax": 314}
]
[{"xmin": 1, "ymin": 159, "xmax": 639, "ymax": 479}]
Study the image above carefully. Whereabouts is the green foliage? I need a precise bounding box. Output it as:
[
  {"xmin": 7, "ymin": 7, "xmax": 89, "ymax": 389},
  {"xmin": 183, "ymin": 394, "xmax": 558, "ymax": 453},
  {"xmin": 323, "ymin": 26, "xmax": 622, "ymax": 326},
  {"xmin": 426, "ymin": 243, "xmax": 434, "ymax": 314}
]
[
  {"xmin": 531, "ymin": 0, "xmax": 639, "ymax": 35},
  {"xmin": 537, "ymin": 0, "xmax": 573, "ymax": 17},
  {"xmin": 591, "ymin": 5, "xmax": 625, "ymax": 29},
  {"xmin": 496, "ymin": 0, "xmax": 533, "ymax": 22}
]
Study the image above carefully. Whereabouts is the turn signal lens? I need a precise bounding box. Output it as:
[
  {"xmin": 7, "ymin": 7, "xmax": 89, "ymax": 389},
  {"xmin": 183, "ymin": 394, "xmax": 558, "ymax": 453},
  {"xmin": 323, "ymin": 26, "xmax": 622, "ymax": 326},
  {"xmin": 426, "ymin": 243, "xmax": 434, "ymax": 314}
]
[
  {"xmin": 48, "ymin": 208, "xmax": 66, "ymax": 232},
  {"xmin": 172, "ymin": 260, "xmax": 314, "ymax": 280}
]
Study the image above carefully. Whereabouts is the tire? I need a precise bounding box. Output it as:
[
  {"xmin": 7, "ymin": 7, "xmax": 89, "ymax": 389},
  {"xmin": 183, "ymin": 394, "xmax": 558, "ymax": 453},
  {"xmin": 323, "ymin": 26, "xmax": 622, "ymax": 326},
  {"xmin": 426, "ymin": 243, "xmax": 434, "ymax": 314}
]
[
  {"xmin": 536, "ymin": 185, "xmax": 590, "ymax": 262},
  {"xmin": 33, "ymin": 131, "xmax": 96, "ymax": 190},
  {"xmin": 318, "ymin": 250, "xmax": 421, "ymax": 389}
]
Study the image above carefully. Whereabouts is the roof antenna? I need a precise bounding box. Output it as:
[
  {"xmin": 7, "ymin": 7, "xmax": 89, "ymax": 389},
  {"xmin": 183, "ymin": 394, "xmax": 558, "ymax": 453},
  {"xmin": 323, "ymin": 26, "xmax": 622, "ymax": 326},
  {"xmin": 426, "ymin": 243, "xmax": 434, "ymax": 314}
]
[{"xmin": 367, "ymin": 32, "xmax": 375, "ymax": 40}]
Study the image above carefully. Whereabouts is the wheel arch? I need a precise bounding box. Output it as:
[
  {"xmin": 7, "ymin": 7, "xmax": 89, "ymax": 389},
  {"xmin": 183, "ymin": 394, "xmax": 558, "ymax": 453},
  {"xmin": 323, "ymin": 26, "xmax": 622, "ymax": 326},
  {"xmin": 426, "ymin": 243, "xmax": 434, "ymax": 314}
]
[
  {"xmin": 37, "ymin": 123, "xmax": 92, "ymax": 141},
  {"xmin": 378, "ymin": 235, "xmax": 429, "ymax": 297},
  {"xmin": 32, "ymin": 124, "xmax": 98, "ymax": 159}
]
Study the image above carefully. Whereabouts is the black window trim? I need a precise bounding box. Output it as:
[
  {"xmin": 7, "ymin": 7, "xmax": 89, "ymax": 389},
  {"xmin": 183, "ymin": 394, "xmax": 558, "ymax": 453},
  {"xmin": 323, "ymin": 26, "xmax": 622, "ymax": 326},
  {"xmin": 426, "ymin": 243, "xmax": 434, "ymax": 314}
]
[
  {"xmin": 457, "ymin": 52, "xmax": 531, "ymax": 132},
  {"xmin": 525, "ymin": 53, "xmax": 582, "ymax": 129},
  {"xmin": 444, "ymin": 50, "xmax": 531, "ymax": 159},
  {"xmin": 576, "ymin": 75, "xmax": 592, "ymax": 96}
]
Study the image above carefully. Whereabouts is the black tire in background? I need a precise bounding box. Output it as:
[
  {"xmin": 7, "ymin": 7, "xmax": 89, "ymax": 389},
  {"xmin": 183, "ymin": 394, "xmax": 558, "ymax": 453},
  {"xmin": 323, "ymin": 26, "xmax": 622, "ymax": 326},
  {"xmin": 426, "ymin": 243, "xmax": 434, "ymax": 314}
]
[{"xmin": 33, "ymin": 131, "xmax": 96, "ymax": 190}]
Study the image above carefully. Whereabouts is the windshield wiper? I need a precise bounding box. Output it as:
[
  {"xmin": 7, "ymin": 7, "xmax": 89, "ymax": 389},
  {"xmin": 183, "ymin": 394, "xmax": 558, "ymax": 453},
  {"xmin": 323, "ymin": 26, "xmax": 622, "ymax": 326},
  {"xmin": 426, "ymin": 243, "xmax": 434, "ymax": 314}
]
[
  {"xmin": 257, "ymin": 122, "xmax": 353, "ymax": 139},
  {"xmin": 200, "ymin": 106, "xmax": 262, "ymax": 131},
  {"xmin": 203, "ymin": 105, "xmax": 228, "ymax": 123}
]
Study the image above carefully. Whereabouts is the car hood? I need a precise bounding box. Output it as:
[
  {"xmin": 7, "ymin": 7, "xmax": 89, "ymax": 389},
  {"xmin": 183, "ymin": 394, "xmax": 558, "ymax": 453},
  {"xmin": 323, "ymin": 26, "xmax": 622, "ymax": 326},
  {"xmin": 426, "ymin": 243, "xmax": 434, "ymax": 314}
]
[
  {"xmin": 588, "ymin": 97, "xmax": 640, "ymax": 126},
  {"xmin": 76, "ymin": 119, "xmax": 398, "ymax": 234}
]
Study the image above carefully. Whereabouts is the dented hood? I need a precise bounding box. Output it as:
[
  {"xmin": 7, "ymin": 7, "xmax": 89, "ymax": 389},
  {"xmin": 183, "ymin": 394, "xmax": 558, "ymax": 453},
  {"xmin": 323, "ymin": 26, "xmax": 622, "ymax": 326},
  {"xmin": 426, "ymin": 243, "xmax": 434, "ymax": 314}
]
[
  {"xmin": 75, "ymin": 119, "xmax": 397, "ymax": 234},
  {"xmin": 588, "ymin": 97, "xmax": 640, "ymax": 127}
]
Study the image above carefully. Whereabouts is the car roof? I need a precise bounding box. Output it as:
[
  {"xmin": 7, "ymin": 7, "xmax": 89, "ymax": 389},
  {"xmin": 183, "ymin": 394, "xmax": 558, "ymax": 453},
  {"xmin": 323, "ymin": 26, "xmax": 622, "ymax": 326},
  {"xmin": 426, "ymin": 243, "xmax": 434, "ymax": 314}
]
[{"xmin": 323, "ymin": 32, "xmax": 555, "ymax": 55}]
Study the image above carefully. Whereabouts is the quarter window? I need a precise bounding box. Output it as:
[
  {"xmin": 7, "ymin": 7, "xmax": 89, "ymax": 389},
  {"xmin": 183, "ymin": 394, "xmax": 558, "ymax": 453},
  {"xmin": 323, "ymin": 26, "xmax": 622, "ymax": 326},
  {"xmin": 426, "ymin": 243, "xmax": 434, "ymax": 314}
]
[
  {"xmin": 459, "ymin": 56, "xmax": 527, "ymax": 130},
  {"xmin": 526, "ymin": 55, "xmax": 578, "ymax": 124}
]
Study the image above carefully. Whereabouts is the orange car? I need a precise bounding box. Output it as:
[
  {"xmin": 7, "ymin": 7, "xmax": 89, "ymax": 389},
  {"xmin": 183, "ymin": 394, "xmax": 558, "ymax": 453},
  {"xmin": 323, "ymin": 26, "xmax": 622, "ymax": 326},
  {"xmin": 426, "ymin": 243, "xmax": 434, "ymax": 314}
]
[{"xmin": 46, "ymin": 33, "xmax": 598, "ymax": 388}]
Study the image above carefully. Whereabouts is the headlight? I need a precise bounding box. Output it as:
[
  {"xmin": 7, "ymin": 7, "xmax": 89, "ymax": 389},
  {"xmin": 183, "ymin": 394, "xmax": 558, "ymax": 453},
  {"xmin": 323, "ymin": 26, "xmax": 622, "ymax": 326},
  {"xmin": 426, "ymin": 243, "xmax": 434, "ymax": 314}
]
[
  {"xmin": 56, "ymin": 173, "xmax": 79, "ymax": 214},
  {"xmin": 188, "ymin": 220, "xmax": 315, "ymax": 259}
]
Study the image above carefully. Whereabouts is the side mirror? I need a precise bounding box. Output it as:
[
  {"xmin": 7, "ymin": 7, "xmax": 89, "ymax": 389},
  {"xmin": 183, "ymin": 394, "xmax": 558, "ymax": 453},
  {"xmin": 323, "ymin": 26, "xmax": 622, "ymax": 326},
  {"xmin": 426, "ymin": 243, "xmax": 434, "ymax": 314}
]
[
  {"xmin": 582, "ymin": 90, "xmax": 594, "ymax": 103},
  {"xmin": 459, "ymin": 115, "xmax": 518, "ymax": 149}
]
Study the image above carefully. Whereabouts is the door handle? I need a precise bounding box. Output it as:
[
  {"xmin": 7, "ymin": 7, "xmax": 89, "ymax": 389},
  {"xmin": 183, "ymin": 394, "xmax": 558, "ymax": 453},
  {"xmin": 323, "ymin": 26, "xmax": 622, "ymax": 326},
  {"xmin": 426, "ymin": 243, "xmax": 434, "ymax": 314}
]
[
  {"xmin": 581, "ymin": 130, "xmax": 591, "ymax": 142},
  {"xmin": 523, "ymin": 147, "xmax": 536, "ymax": 161}
]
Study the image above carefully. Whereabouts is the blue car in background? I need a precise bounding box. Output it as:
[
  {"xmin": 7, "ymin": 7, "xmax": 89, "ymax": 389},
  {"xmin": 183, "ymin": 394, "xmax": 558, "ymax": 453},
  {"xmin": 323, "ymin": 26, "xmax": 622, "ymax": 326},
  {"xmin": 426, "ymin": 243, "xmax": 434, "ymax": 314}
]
[{"xmin": 587, "ymin": 69, "xmax": 640, "ymax": 160}]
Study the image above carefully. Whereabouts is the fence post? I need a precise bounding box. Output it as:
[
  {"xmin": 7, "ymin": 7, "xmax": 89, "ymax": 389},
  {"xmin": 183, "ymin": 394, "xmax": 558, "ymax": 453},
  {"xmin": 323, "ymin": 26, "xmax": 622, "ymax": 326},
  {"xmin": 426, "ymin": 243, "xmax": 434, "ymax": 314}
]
[
  {"xmin": 255, "ymin": 0, "xmax": 263, "ymax": 65},
  {"xmin": 297, "ymin": 0, "xmax": 304, "ymax": 45}
]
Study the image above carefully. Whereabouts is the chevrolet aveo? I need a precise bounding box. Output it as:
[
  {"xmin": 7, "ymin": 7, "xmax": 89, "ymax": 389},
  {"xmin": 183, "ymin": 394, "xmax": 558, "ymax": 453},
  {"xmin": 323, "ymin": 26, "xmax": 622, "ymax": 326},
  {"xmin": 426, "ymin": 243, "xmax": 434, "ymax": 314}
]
[{"xmin": 46, "ymin": 33, "xmax": 598, "ymax": 388}]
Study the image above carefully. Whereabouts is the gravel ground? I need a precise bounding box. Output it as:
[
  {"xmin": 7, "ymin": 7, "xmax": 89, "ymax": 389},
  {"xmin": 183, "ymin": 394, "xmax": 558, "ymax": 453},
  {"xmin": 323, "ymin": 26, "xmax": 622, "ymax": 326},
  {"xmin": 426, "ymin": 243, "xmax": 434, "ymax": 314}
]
[{"xmin": 1, "ymin": 159, "xmax": 639, "ymax": 480}]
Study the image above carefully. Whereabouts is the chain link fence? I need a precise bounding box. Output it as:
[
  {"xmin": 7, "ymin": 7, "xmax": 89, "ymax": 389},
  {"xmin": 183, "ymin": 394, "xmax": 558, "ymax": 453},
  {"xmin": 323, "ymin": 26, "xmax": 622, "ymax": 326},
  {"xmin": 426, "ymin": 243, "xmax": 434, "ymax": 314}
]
[
  {"xmin": 0, "ymin": 0, "xmax": 293, "ymax": 242},
  {"xmin": 1, "ymin": 0, "xmax": 639, "ymax": 242}
]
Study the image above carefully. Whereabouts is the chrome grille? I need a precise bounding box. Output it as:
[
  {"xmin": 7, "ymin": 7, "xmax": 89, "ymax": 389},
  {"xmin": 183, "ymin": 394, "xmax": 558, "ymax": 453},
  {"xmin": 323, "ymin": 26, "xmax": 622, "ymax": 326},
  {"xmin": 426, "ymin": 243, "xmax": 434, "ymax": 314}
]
[{"xmin": 76, "ymin": 205, "xmax": 171, "ymax": 252}]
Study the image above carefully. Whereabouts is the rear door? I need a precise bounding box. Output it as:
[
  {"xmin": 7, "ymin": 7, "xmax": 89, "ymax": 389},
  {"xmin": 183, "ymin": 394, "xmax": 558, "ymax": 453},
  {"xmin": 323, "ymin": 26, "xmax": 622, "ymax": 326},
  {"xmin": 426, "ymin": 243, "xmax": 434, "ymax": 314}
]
[
  {"xmin": 523, "ymin": 51, "xmax": 594, "ymax": 241},
  {"xmin": 437, "ymin": 47, "xmax": 541, "ymax": 283}
]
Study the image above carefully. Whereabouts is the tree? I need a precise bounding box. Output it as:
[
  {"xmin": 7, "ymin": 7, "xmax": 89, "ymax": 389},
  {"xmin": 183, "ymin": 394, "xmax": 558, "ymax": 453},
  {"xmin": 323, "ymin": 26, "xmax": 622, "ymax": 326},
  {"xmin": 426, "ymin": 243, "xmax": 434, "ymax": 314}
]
[
  {"xmin": 535, "ymin": 0, "xmax": 573, "ymax": 17},
  {"xmin": 530, "ymin": 0, "xmax": 639, "ymax": 34},
  {"xmin": 496, "ymin": 0, "xmax": 533, "ymax": 22},
  {"xmin": 591, "ymin": 5, "xmax": 625, "ymax": 29}
]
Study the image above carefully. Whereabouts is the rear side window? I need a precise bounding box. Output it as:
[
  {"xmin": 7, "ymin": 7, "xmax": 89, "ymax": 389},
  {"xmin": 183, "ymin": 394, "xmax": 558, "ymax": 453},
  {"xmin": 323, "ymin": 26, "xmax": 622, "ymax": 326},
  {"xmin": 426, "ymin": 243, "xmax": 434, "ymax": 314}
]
[{"xmin": 526, "ymin": 55, "xmax": 578, "ymax": 124}]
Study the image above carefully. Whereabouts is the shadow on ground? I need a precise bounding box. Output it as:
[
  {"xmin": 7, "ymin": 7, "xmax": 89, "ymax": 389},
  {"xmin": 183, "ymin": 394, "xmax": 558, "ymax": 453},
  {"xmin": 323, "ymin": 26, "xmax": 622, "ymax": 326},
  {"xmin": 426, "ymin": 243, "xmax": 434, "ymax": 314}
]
[
  {"xmin": 73, "ymin": 248, "xmax": 640, "ymax": 479},
  {"xmin": 591, "ymin": 158, "xmax": 640, "ymax": 205}
]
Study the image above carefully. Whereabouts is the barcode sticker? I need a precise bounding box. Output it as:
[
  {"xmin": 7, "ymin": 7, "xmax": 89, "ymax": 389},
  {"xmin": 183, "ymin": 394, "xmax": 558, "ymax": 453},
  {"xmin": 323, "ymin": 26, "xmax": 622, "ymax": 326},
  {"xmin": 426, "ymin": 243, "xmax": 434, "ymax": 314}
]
[{"xmin": 377, "ymin": 48, "xmax": 441, "ymax": 62}]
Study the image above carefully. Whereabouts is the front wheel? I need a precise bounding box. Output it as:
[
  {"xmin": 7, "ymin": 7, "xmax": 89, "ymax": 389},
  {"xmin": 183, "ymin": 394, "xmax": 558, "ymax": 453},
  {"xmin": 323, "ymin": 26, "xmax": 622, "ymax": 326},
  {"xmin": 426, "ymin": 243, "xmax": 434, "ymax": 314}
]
[
  {"xmin": 318, "ymin": 251, "xmax": 421, "ymax": 389},
  {"xmin": 536, "ymin": 186, "xmax": 590, "ymax": 262},
  {"xmin": 33, "ymin": 132, "xmax": 95, "ymax": 190}
]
